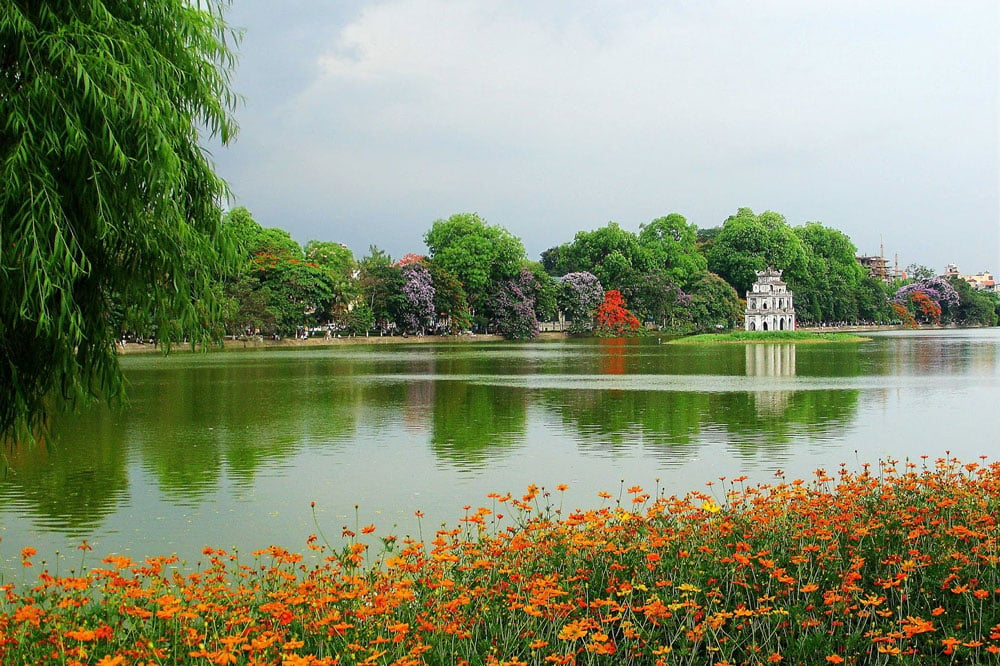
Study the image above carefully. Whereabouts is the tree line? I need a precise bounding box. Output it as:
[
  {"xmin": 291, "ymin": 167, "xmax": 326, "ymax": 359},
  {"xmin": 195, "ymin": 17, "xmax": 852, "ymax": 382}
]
[{"xmin": 130, "ymin": 206, "xmax": 996, "ymax": 345}]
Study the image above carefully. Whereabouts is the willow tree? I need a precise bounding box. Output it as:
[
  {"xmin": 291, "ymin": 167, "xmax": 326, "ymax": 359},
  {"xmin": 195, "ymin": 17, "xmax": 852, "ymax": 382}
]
[{"xmin": 1, "ymin": 1, "xmax": 240, "ymax": 440}]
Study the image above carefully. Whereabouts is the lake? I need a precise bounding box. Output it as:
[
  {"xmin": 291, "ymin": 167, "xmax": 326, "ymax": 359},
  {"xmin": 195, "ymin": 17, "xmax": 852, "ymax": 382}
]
[{"xmin": 1, "ymin": 328, "xmax": 997, "ymax": 576}]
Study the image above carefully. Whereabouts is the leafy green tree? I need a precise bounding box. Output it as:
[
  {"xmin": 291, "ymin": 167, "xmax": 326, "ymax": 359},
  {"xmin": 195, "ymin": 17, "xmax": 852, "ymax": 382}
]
[
  {"xmin": 425, "ymin": 261, "xmax": 471, "ymax": 333},
  {"xmin": 304, "ymin": 240, "xmax": 358, "ymax": 324},
  {"xmin": 945, "ymin": 276, "xmax": 999, "ymax": 326},
  {"xmin": 706, "ymin": 208, "xmax": 808, "ymax": 296},
  {"xmin": 696, "ymin": 226, "xmax": 723, "ymax": 253},
  {"xmin": 223, "ymin": 276, "xmax": 276, "ymax": 336},
  {"xmin": 791, "ymin": 223, "xmax": 867, "ymax": 324},
  {"xmin": 856, "ymin": 276, "xmax": 893, "ymax": 323},
  {"xmin": 345, "ymin": 302, "xmax": 375, "ymax": 336},
  {"xmin": 906, "ymin": 263, "xmax": 936, "ymax": 280},
  {"xmin": 250, "ymin": 228, "xmax": 305, "ymax": 267},
  {"xmin": 1, "ymin": 0, "xmax": 239, "ymax": 439},
  {"xmin": 637, "ymin": 213, "xmax": 707, "ymax": 286},
  {"xmin": 358, "ymin": 247, "xmax": 406, "ymax": 333},
  {"xmin": 624, "ymin": 271, "xmax": 691, "ymax": 330},
  {"xmin": 686, "ymin": 272, "xmax": 743, "ymax": 332},
  {"xmin": 424, "ymin": 213, "xmax": 525, "ymax": 308},
  {"xmin": 223, "ymin": 207, "xmax": 262, "ymax": 255},
  {"xmin": 540, "ymin": 245, "xmax": 565, "ymax": 276},
  {"xmin": 263, "ymin": 261, "xmax": 337, "ymax": 334},
  {"xmin": 551, "ymin": 222, "xmax": 649, "ymax": 292},
  {"xmin": 522, "ymin": 261, "xmax": 559, "ymax": 322}
]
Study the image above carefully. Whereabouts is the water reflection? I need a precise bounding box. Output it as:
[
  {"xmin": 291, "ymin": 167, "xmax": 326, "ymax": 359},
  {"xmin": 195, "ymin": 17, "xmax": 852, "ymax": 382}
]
[
  {"xmin": 0, "ymin": 409, "xmax": 129, "ymax": 535},
  {"xmin": 540, "ymin": 386, "xmax": 859, "ymax": 453},
  {"xmin": 1, "ymin": 332, "xmax": 995, "ymax": 550},
  {"xmin": 126, "ymin": 361, "xmax": 364, "ymax": 504},
  {"xmin": 746, "ymin": 344, "xmax": 796, "ymax": 377},
  {"xmin": 430, "ymin": 382, "xmax": 528, "ymax": 467},
  {"xmin": 746, "ymin": 344, "xmax": 795, "ymax": 415}
]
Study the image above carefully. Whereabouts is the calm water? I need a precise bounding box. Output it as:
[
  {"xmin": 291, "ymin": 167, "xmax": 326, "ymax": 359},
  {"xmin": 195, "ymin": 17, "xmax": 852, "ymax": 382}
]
[{"xmin": 1, "ymin": 329, "xmax": 998, "ymax": 576}]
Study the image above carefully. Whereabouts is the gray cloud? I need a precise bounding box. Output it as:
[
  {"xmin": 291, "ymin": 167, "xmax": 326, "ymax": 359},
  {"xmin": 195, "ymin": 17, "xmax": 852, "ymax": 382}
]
[{"xmin": 215, "ymin": 0, "xmax": 998, "ymax": 274}]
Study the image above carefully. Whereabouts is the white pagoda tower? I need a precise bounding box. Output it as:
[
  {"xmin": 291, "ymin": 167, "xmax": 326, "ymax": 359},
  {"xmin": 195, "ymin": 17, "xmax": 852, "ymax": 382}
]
[{"xmin": 745, "ymin": 267, "xmax": 795, "ymax": 331}]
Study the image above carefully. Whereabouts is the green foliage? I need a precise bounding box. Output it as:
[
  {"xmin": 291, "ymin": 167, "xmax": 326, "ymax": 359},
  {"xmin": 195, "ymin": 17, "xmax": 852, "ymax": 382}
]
[
  {"xmin": 790, "ymin": 222, "xmax": 867, "ymax": 324},
  {"xmin": 686, "ymin": 272, "xmax": 743, "ymax": 332},
  {"xmin": 223, "ymin": 207, "xmax": 263, "ymax": 256},
  {"xmin": 264, "ymin": 261, "xmax": 337, "ymax": 333},
  {"xmin": 425, "ymin": 261, "xmax": 471, "ymax": 333},
  {"xmin": 424, "ymin": 213, "xmax": 525, "ymax": 307},
  {"xmin": 222, "ymin": 276, "xmax": 276, "ymax": 335},
  {"xmin": 1, "ymin": 0, "xmax": 240, "ymax": 440},
  {"xmin": 549, "ymin": 222, "xmax": 648, "ymax": 292},
  {"xmin": 345, "ymin": 302, "xmax": 375, "ymax": 335},
  {"xmin": 305, "ymin": 240, "xmax": 358, "ymax": 321},
  {"xmin": 906, "ymin": 263, "xmax": 936, "ymax": 280},
  {"xmin": 637, "ymin": 213, "xmax": 707, "ymax": 286},
  {"xmin": 706, "ymin": 208, "xmax": 808, "ymax": 297},
  {"xmin": 522, "ymin": 261, "xmax": 559, "ymax": 322},
  {"xmin": 946, "ymin": 276, "xmax": 999, "ymax": 326},
  {"xmin": 358, "ymin": 247, "xmax": 406, "ymax": 333},
  {"xmin": 854, "ymin": 276, "xmax": 893, "ymax": 323},
  {"xmin": 624, "ymin": 271, "xmax": 690, "ymax": 330}
]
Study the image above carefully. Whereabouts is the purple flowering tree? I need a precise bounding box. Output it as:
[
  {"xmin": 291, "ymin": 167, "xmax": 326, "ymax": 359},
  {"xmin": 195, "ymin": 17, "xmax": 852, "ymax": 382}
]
[
  {"xmin": 894, "ymin": 276, "xmax": 960, "ymax": 321},
  {"xmin": 625, "ymin": 272, "xmax": 692, "ymax": 330},
  {"xmin": 558, "ymin": 271, "xmax": 604, "ymax": 333},
  {"xmin": 488, "ymin": 270, "xmax": 540, "ymax": 340},
  {"xmin": 400, "ymin": 262, "xmax": 436, "ymax": 333}
]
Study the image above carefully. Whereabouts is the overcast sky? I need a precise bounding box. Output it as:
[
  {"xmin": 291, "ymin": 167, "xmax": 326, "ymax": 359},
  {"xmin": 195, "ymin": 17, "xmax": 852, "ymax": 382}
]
[{"xmin": 212, "ymin": 0, "xmax": 999, "ymax": 275}]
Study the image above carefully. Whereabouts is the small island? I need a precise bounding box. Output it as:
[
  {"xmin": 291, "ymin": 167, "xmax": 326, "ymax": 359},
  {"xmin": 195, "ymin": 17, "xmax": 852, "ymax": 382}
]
[{"xmin": 671, "ymin": 330, "xmax": 871, "ymax": 344}]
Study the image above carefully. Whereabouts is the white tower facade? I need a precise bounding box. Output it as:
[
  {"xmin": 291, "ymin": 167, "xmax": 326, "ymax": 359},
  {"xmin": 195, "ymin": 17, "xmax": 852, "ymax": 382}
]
[{"xmin": 745, "ymin": 267, "xmax": 795, "ymax": 331}]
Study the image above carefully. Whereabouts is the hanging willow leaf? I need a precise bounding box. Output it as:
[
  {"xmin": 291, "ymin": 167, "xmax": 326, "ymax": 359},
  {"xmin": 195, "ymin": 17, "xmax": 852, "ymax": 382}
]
[{"xmin": 1, "ymin": 0, "xmax": 241, "ymax": 442}]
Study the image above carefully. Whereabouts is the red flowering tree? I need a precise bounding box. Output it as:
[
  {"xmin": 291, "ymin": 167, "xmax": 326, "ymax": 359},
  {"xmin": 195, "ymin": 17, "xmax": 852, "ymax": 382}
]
[
  {"xmin": 892, "ymin": 302, "xmax": 917, "ymax": 329},
  {"xmin": 909, "ymin": 291, "xmax": 942, "ymax": 325},
  {"xmin": 595, "ymin": 290, "xmax": 641, "ymax": 336}
]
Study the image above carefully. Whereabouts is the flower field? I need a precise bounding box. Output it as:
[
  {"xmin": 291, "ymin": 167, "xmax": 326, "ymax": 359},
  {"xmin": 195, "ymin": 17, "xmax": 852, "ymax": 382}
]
[{"xmin": 2, "ymin": 457, "xmax": 998, "ymax": 665}]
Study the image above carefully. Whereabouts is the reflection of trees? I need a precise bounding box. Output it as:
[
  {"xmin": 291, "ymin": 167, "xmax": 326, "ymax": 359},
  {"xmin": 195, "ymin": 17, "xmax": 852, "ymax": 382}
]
[
  {"xmin": 0, "ymin": 408, "xmax": 129, "ymax": 535},
  {"xmin": 543, "ymin": 386, "xmax": 860, "ymax": 453},
  {"xmin": 430, "ymin": 381, "xmax": 527, "ymax": 467},
  {"xmin": 598, "ymin": 338, "xmax": 630, "ymax": 375},
  {"xmin": 707, "ymin": 389, "xmax": 859, "ymax": 447},
  {"xmin": 880, "ymin": 334, "xmax": 998, "ymax": 376},
  {"xmin": 539, "ymin": 389, "xmax": 709, "ymax": 450},
  {"xmin": 127, "ymin": 357, "xmax": 367, "ymax": 504}
]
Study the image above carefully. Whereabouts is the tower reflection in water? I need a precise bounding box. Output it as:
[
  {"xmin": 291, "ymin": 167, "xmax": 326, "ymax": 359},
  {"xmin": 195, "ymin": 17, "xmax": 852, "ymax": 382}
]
[{"xmin": 745, "ymin": 344, "xmax": 796, "ymax": 416}]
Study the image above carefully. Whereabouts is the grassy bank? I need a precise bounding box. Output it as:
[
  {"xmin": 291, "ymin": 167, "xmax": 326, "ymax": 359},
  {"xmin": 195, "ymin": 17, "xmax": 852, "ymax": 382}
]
[
  {"xmin": 672, "ymin": 330, "xmax": 871, "ymax": 344},
  {"xmin": 2, "ymin": 458, "xmax": 999, "ymax": 665}
]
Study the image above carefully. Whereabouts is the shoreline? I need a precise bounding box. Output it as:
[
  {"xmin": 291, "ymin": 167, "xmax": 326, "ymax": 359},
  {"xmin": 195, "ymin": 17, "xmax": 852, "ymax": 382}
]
[
  {"xmin": 117, "ymin": 324, "xmax": 987, "ymax": 355},
  {"xmin": 117, "ymin": 332, "xmax": 564, "ymax": 354}
]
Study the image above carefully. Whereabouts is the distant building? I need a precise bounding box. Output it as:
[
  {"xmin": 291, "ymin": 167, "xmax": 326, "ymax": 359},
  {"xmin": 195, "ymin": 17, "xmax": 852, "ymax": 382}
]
[
  {"xmin": 857, "ymin": 254, "xmax": 906, "ymax": 283},
  {"xmin": 945, "ymin": 265, "xmax": 996, "ymax": 292},
  {"xmin": 745, "ymin": 267, "xmax": 795, "ymax": 331},
  {"xmin": 857, "ymin": 239, "xmax": 905, "ymax": 283}
]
